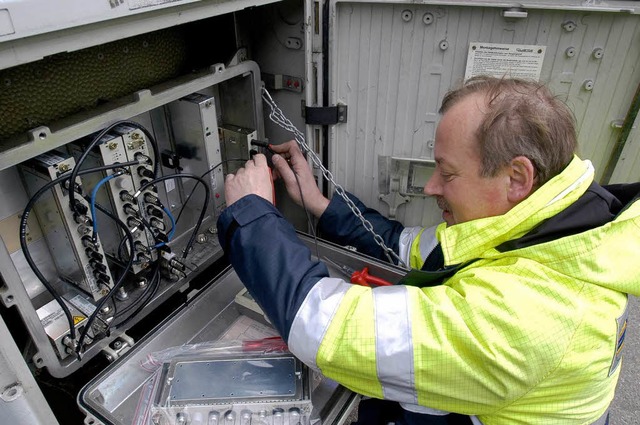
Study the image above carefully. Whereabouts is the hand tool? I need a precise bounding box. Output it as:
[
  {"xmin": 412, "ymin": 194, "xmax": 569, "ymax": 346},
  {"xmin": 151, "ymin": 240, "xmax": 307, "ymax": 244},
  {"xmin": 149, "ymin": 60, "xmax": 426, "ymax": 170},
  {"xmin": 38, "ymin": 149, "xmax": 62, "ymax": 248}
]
[{"xmin": 323, "ymin": 257, "xmax": 394, "ymax": 287}]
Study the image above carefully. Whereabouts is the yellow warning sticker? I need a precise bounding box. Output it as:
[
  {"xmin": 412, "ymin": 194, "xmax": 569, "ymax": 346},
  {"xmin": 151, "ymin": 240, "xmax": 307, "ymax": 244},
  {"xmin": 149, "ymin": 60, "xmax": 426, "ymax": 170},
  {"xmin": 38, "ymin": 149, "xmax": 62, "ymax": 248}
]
[{"xmin": 73, "ymin": 316, "xmax": 85, "ymax": 325}]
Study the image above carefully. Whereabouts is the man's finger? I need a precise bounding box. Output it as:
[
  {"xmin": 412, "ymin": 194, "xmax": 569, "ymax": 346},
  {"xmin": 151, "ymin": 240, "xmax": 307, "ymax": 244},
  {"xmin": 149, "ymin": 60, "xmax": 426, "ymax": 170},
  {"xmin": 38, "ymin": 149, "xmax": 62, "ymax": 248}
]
[
  {"xmin": 250, "ymin": 153, "xmax": 268, "ymax": 168},
  {"xmin": 272, "ymin": 154, "xmax": 296, "ymax": 186}
]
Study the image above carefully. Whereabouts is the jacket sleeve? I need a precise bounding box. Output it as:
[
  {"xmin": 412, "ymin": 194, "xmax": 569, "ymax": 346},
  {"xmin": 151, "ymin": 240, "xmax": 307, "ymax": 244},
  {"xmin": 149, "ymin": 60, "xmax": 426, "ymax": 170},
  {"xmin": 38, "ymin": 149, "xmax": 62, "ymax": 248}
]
[
  {"xmin": 318, "ymin": 192, "xmax": 405, "ymax": 262},
  {"xmin": 216, "ymin": 194, "xmax": 330, "ymax": 341}
]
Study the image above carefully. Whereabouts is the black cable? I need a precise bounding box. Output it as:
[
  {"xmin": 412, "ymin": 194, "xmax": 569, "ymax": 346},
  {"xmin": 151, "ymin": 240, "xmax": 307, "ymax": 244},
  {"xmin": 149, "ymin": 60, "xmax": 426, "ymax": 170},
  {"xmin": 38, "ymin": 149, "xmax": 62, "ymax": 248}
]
[
  {"xmin": 19, "ymin": 161, "xmax": 137, "ymax": 347},
  {"xmin": 134, "ymin": 174, "xmax": 210, "ymax": 259},
  {"xmin": 76, "ymin": 218, "xmax": 134, "ymax": 356},
  {"xmin": 111, "ymin": 262, "xmax": 162, "ymax": 329},
  {"xmin": 293, "ymin": 170, "xmax": 321, "ymax": 260},
  {"xmin": 68, "ymin": 121, "xmax": 160, "ymax": 215},
  {"xmin": 92, "ymin": 200, "xmax": 135, "ymax": 261}
]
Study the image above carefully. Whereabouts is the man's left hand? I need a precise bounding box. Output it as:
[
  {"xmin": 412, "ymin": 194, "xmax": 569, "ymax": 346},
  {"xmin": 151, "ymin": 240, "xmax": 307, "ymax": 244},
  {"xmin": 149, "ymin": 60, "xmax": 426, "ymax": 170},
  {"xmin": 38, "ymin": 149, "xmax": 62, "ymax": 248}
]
[{"xmin": 224, "ymin": 154, "xmax": 274, "ymax": 207}]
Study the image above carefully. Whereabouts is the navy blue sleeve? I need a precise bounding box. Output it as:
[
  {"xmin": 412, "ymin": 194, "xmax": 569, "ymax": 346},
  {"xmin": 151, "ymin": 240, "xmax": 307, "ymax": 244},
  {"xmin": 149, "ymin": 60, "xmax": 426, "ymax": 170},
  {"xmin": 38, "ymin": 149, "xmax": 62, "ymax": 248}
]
[
  {"xmin": 217, "ymin": 194, "xmax": 329, "ymax": 341},
  {"xmin": 318, "ymin": 192, "xmax": 405, "ymax": 262}
]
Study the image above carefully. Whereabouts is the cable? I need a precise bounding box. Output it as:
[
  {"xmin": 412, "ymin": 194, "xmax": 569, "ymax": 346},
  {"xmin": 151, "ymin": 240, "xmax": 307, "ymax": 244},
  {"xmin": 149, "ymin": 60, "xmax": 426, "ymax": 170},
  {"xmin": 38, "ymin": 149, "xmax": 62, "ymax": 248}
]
[
  {"xmin": 154, "ymin": 206, "xmax": 176, "ymax": 249},
  {"xmin": 174, "ymin": 158, "xmax": 248, "ymax": 226},
  {"xmin": 68, "ymin": 120, "xmax": 160, "ymax": 215},
  {"xmin": 19, "ymin": 162, "xmax": 137, "ymax": 351},
  {"xmin": 111, "ymin": 261, "xmax": 161, "ymax": 328},
  {"xmin": 163, "ymin": 206, "xmax": 176, "ymax": 240},
  {"xmin": 76, "ymin": 218, "xmax": 134, "ymax": 357},
  {"xmin": 262, "ymin": 88, "xmax": 408, "ymax": 268},
  {"xmin": 92, "ymin": 200, "xmax": 136, "ymax": 264},
  {"xmin": 90, "ymin": 171, "xmax": 125, "ymax": 239},
  {"xmin": 92, "ymin": 200, "xmax": 161, "ymax": 330},
  {"xmin": 134, "ymin": 174, "xmax": 210, "ymax": 259},
  {"xmin": 292, "ymin": 169, "xmax": 320, "ymax": 260}
]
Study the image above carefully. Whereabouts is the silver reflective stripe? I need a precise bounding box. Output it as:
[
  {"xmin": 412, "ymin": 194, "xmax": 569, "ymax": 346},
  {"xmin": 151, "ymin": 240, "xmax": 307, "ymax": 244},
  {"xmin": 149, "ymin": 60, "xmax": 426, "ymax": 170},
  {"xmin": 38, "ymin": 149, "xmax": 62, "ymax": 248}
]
[
  {"xmin": 287, "ymin": 277, "xmax": 351, "ymax": 370},
  {"xmin": 399, "ymin": 226, "xmax": 424, "ymax": 266},
  {"xmin": 418, "ymin": 225, "xmax": 439, "ymax": 262},
  {"xmin": 374, "ymin": 285, "xmax": 417, "ymax": 404}
]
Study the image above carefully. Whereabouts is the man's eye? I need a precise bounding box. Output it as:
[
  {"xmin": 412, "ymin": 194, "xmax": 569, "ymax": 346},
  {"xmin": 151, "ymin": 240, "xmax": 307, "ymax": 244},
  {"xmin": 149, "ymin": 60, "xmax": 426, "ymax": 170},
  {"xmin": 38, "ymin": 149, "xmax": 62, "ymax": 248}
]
[{"xmin": 440, "ymin": 173, "xmax": 454, "ymax": 181}]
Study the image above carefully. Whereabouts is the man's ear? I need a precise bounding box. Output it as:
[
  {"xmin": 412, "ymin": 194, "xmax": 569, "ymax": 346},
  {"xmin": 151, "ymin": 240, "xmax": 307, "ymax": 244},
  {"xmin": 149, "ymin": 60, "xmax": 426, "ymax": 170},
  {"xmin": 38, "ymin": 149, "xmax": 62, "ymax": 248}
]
[{"xmin": 507, "ymin": 156, "xmax": 536, "ymax": 203}]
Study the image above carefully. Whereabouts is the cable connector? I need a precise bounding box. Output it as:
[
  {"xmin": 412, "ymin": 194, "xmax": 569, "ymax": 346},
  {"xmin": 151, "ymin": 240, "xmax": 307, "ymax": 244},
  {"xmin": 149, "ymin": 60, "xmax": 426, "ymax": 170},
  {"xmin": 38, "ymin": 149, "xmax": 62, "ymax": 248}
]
[
  {"xmin": 119, "ymin": 190, "xmax": 134, "ymax": 203},
  {"xmin": 134, "ymin": 152, "xmax": 152, "ymax": 165},
  {"xmin": 143, "ymin": 193, "xmax": 161, "ymax": 206},
  {"xmin": 250, "ymin": 140, "xmax": 276, "ymax": 168},
  {"xmin": 159, "ymin": 251, "xmax": 187, "ymax": 278}
]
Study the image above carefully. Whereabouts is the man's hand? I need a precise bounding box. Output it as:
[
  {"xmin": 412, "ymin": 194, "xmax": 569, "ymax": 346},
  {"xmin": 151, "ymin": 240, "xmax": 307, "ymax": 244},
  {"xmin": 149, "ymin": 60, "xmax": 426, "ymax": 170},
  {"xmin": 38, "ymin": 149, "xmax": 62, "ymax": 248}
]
[
  {"xmin": 224, "ymin": 154, "xmax": 274, "ymax": 207},
  {"xmin": 270, "ymin": 140, "xmax": 330, "ymax": 218}
]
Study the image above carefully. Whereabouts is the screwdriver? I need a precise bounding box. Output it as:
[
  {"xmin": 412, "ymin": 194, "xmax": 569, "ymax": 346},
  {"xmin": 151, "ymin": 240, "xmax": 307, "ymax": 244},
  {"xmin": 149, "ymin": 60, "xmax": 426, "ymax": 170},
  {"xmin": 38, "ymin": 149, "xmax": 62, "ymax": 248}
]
[{"xmin": 323, "ymin": 257, "xmax": 394, "ymax": 287}]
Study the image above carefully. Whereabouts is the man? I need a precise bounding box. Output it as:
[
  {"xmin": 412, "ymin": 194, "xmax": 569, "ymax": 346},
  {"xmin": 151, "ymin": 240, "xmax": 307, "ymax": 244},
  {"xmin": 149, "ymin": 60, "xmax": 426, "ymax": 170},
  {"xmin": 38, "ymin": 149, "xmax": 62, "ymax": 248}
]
[{"xmin": 217, "ymin": 76, "xmax": 640, "ymax": 424}]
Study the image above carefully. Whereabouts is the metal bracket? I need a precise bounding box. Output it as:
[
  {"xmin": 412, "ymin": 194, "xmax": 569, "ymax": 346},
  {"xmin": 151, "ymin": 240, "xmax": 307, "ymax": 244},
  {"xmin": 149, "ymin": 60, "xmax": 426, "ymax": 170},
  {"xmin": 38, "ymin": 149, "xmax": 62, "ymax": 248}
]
[
  {"xmin": 102, "ymin": 334, "xmax": 134, "ymax": 362},
  {"xmin": 379, "ymin": 191, "xmax": 410, "ymax": 219},
  {"xmin": 304, "ymin": 105, "xmax": 348, "ymax": 125}
]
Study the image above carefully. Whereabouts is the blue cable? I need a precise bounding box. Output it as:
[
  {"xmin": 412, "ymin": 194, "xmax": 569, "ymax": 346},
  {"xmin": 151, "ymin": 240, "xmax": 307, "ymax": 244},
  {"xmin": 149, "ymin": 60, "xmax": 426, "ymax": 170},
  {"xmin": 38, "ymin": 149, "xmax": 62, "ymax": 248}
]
[
  {"xmin": 153, "ymin": 206, "xmax": 176, "ymax": 249},
  {"xmin": 163, "ymin": 205, "xmax": 176, "ymax": 240},
  {"xmin": 90, "ymin": 173, "xmax": 122, "ymax": 238}
]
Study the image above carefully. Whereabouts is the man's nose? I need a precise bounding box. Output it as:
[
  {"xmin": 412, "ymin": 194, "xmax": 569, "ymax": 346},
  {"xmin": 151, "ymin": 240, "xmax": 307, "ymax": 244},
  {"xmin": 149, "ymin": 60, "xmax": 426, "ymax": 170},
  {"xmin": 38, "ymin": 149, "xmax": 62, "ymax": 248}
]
[{"xmin": 423, "ymin": 173, "xmax": 440, "ymax": 196}]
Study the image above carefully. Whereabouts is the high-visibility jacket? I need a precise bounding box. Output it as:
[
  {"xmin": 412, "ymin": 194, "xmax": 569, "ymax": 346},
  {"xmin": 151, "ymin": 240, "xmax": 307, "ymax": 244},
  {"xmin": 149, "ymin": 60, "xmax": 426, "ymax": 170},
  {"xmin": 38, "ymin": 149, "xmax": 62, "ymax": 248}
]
[{"xmin": 217, "ymin": 156, "xmax": 640, "ymax": 424}]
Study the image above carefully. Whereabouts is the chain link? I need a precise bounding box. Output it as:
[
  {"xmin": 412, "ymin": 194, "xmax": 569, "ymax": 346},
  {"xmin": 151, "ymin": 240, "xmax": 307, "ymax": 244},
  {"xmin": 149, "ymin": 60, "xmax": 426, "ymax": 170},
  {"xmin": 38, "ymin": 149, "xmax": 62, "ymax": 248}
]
[{"xmin": 261, "ymin": 88, "xmax": 408, "ymax": 268}]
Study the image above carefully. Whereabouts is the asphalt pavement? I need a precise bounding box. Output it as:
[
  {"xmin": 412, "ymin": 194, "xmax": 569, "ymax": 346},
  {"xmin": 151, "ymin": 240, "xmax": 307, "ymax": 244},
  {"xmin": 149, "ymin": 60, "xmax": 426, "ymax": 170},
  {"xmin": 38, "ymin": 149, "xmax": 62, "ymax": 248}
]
[{"xmin": 610, "ymin": 295, "xmax": 640, "ymax": 424}]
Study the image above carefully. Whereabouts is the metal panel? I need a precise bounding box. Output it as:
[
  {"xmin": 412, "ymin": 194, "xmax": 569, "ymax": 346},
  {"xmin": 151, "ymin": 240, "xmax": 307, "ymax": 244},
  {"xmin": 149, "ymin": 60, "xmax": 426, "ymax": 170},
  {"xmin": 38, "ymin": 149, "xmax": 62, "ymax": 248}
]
[
  {"xmin": 328, "ymin": 0, "xmax": 640, "ymax": 226},
  {"xmin": 0, "ymin": 315, "xmax": 59, "ymax": 425},
  {"xmin": 0, "ymin": 0, "xmax": 281, "ymax": 71}
]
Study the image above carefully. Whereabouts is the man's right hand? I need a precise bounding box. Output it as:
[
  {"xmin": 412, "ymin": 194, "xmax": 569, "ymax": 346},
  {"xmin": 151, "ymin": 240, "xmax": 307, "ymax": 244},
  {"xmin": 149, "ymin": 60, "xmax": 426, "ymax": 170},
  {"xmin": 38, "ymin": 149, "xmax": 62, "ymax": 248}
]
[{"xmin": 270, "ymin": 140, "xmax": 330, "ymax": 218}]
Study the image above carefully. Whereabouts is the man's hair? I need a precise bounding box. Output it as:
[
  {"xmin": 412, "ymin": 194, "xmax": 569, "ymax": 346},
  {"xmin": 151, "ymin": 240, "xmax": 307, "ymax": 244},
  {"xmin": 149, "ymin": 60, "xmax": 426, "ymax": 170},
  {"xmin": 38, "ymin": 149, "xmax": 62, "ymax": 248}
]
[{"xmin": 439, "ymin": 76, "xmax": 577, "ymax": 186}]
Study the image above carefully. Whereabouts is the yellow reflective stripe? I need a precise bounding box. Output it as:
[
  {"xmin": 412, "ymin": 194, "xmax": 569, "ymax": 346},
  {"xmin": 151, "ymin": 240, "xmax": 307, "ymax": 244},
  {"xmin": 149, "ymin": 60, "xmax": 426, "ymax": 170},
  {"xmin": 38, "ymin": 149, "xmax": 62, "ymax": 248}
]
[
  {"xmin": 316, "ymin": 285, "xmax": 384, "ymax": 399},
  {"xmin": 409, "ymin": 228, "xmax": 426, "ymax": 269}
]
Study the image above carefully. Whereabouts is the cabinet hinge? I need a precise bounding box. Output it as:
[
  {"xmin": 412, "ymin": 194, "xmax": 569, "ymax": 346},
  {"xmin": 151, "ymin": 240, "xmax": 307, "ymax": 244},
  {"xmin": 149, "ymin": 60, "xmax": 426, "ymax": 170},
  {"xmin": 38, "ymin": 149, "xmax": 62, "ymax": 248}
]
[{"xmin": 304, "ymin": 105, "xmax": 348, "ymax": 125}]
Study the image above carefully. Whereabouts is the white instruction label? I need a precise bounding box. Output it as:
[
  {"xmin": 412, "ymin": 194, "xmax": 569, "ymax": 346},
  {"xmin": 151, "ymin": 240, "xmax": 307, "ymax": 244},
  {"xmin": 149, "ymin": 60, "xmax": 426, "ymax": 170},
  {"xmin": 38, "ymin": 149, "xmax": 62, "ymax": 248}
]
[
  {"xmin": 69, "ymin": 295, "xmax": 97, "ymax": 316},
  {"xmin": 165, "ymin": 179, "xmax": 175, "ymax": 193},
  {"xmin": 465, "ymin": 43, "xmax": 546, "ymax": 81}
]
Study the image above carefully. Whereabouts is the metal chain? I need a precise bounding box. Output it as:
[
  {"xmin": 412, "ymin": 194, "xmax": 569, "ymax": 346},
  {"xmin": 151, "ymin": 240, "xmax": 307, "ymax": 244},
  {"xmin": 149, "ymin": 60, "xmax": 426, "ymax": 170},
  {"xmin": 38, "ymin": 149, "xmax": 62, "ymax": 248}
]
[{"xmin": 261, "ymin": 88, "xmax": 408, "ymax": 268}]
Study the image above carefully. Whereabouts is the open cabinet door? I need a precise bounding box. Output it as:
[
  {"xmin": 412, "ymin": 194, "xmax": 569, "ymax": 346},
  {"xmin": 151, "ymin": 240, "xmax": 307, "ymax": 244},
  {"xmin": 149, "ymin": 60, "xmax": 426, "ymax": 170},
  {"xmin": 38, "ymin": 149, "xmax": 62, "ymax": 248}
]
[{"xmin": 319, "ymin": 0, "xmax": 640, "ymax": 227}]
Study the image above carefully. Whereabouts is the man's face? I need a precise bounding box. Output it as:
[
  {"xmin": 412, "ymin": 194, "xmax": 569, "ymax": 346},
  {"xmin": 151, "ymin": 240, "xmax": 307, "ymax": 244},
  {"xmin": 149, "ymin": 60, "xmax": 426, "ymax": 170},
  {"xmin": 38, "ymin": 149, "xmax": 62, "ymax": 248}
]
[{"xmin": 424, "ymin": 93, "xmax": 513, "ymax": 226}]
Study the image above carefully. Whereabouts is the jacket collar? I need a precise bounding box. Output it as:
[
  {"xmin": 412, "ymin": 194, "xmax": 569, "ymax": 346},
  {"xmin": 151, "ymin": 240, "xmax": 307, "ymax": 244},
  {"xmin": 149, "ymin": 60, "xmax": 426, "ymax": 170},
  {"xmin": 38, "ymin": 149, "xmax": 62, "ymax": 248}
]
[{"xmin": 436, "ymin": 156, "xmax": 594, "ymax": 266}]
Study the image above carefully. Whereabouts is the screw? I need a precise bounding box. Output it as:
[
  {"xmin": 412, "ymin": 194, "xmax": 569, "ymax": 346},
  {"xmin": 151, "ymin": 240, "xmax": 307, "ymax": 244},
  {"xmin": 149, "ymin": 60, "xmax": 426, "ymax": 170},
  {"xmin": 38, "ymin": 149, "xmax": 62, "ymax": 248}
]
[
  {"xmin": 116, "ymin": 287, "xmax": 129, "ymax": 301},
  {"xmin": 196, "ymin": 233, "xmax": 208, "ymax": 244},
  {"xmin": 423, "ymin": 12, "xmax": 434, "ymax": 25},
  {"xmin": 565, "ymin": 47, "xmax": 576, "ymax": 58},
  {"xmin": 583, "ymin": 80, "xmax": 594, "ymax": 91},
  {"xmin": 401, "ymin": 10, "xmax": 413, "ymax": 22},
  {"xmin": 592, "ymin": 48, "xmax": 604, "ymax": 59},
  {"xmin": 562, "ymin": 20, "xmax": 576, "ymax": 32}
]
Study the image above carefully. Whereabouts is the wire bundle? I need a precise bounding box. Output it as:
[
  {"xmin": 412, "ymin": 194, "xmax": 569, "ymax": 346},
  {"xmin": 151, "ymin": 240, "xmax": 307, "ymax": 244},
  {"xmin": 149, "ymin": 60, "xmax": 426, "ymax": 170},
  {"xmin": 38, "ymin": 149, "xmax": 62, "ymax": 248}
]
[{"xmin": 19, "ymin": 121, "xmax": 212, "ymax": 358}]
